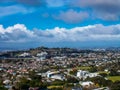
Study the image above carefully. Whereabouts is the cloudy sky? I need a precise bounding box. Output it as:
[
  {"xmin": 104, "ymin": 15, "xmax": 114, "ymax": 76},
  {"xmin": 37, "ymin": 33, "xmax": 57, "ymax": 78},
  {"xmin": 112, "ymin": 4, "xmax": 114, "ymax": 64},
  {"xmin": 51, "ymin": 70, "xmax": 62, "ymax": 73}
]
[{"xmin": 0, "ymin": 0, "xmax": 120, "ymax": 50}]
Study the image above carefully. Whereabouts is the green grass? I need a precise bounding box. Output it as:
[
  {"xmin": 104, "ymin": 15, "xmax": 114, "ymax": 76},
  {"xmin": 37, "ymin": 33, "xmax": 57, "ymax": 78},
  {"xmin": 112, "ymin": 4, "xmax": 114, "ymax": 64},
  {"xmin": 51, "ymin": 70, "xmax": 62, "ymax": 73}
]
[
  {"xmin": 98, "ymin": 71, "xmax": 109, "ymax": 74},
  {"xmin": 108, "ymin": 76, "xmax": 120, "ymax": 82},
  {"xmin": 47, "ymin": 85, "xmax": 63, "ymax": 89}
]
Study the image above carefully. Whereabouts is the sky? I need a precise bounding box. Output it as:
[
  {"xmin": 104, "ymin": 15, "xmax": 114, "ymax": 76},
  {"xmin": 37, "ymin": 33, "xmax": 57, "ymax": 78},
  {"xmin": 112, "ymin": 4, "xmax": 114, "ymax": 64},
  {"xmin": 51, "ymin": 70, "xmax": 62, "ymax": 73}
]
[{"xmin": 0, "ymin": 0, "xmax": 120, "ymax": 50}]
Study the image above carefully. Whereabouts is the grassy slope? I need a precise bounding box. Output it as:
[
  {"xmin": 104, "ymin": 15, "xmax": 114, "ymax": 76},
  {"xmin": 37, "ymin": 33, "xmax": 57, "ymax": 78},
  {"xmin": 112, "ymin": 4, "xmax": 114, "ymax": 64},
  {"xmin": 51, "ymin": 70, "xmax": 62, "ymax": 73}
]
[{"xmin": 108, "ymin": 76, "xmax": 120, "ymax": 82}]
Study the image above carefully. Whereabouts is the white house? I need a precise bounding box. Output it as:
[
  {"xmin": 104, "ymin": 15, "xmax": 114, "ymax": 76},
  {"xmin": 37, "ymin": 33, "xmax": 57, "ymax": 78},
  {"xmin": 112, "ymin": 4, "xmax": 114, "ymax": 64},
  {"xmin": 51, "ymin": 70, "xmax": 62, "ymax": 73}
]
[
  {"xmin": 86, "ymin": 72, "xmax": 98, "ymax": 78},
  {"xmin": 46, "ymin": 71, "xmax": 65, "ymax": 81},
  {"xmin": 81, "ymin": 81, "xmax": 94, "ymax": 87},
  {"xmin": 19, "ymin": 52, "xmax": 31, "ymax": 57},
  {"xmin": 3, "ymin": 80, "xmax": 11, "ymax": 85},
  {"xmin": 77, "ymin": 70, "xmax": 98, "ymax": 79},
  {"xmin": 37, "ymin": 52, "xmax": 48, "ymax": 60},
  {"xmin": 77, "ymin": 70, "xmax": 89, "ymax": 79}
]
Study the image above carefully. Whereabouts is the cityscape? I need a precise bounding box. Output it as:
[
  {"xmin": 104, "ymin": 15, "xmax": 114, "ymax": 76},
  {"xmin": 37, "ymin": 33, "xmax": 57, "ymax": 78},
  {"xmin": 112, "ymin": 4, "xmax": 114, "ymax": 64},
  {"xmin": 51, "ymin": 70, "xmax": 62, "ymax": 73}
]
[
  {"xmin": 0, "ymin": 0, "xmax": 120, "ymax": 90},
  {"xmin": 0, "ymin": 47, "xmax": 120, "ymax": 90}
]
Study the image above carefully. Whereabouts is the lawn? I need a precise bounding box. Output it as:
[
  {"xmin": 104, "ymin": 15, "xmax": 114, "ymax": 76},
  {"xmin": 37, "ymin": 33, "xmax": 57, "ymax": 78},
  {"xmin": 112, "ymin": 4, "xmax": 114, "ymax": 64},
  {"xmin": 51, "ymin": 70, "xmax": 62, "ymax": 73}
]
[
  {"xmin": 47, "ymin": 85, "xmax": 63, "ymax": 89},
  {"xmin": 98, "ymin": 71, "xmax": 109, "ymax": 74},
  {"xmin": 108, "ymin": 76, "xmax": 120, "ymax": 82}
]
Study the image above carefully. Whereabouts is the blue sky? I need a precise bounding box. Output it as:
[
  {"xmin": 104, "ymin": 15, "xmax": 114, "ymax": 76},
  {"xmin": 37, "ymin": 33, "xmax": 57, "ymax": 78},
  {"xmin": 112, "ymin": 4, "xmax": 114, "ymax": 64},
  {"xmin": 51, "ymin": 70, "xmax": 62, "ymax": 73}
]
[{"xmin": 0, "ymin": 0, "xmax": 120, "ymax": 50}]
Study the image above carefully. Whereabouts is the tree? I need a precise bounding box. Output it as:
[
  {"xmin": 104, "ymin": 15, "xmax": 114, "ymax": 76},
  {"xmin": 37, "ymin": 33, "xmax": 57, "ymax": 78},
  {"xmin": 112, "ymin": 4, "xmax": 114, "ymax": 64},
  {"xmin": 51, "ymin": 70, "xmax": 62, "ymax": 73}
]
[
  {"xmin": 69, "ymin": 69, "xmax": 77, "ymax": 75},
  {"xmin": 0, "ymin": 81, "xmax": 7, "ymax": 90},
  {"xmin": 15, "ymin": 77, "xmax": 30, "ymax": 90},
  {"xmin": 109, "ymin": 69, "xmax": 119, "ymax": 76},
  {"xmin": 66, "ymin": 76, "xmax": 79, "ymax": 83},
  {"xmin": 0, "ymin": 86, "xmax": 7, "ymax": 90},
  {"xmin": 51, "ymin": 80, "xmax": 65, "ymax": 86},
  {"xmin": 88, "ymin": 76, "xmax": 112, "ymax": 87},
  {"xmin": 89, "ymin": 66, "xmax": 97, "ymax": 73},
  {"xmin": 111, "ymin": 80, "xmax": 120, "ymax": 90},
  {"xmin": 99, "ymin": 73, "xmax": 108, "ymax": 77}
]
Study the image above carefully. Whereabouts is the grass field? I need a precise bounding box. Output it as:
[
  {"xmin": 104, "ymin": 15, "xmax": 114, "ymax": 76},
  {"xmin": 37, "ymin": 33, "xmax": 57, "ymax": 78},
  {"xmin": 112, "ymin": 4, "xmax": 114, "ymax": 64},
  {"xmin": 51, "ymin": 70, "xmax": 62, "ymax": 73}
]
[
  {"xmin": 98, "ymin": 71, "xmax": 109, "ymax": 74},
  {"xmin": 108, "ymin": 76, "xmax": 120, "ymax": 82},
  {"xmin": 47, "ymin": 86, "xmax": 63, "ymax": 89}
]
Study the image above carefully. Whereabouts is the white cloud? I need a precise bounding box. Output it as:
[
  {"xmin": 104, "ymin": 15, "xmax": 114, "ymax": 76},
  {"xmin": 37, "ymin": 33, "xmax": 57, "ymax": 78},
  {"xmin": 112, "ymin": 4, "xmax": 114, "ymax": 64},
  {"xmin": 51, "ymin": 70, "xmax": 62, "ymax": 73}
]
[
  {"xmin": 0, "ymin": 24, "xmax": 120, "ymax": 43},
  {"xmin": 46, "ymin": 0, "xmax": 65, "ymax": 7},
  {"xmin": 0, "ymin": 0, "xmax": 42, "ymax": 6},
  {"xmin": 0, "ymin": 24, "xmax": 35, "ymax": 42},
  {"xmin": 0, "ymin": 5, "xmax": 34, "ymax": 17},
  {"xmin": 53, "ymin": 9, "xmax": 89, "ymax": 23},
  {"xmin": 46, "ymin": 0, "xmax": 72, "ymax": 7}
]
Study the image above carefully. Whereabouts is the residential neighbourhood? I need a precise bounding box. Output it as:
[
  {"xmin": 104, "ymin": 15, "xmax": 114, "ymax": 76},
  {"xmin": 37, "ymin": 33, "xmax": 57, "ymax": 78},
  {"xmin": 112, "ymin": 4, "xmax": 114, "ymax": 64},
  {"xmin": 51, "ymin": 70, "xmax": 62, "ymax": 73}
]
[{"xmin": 0, "ymin": 47, "xmax": 120, "ymax": 90}]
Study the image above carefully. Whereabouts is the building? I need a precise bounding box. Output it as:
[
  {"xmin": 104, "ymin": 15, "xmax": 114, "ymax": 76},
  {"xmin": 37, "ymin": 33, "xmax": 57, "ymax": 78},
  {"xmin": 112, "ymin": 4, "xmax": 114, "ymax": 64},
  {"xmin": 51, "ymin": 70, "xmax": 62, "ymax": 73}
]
[
  {"xmin": 46, "ymin": 71, "xmax": 65, "ymax": 81},
  {"xmin": 77, "ymin": 70, "xmax": 98, "ymax": 79},
  {"xmin": 37, "ymin": 52, "xmax": 48, "ymax": 60},
  {"xmin": 81, "ymin": 81, "xmax": 94, "ymax": 87},
  {"xmin": 72, "ymin": 87, "xmax": 82, "ymax": 90},
  {"xmin": 19, "ymin": 52, "xmax": 31, "ymax": 58},
  {"xmin": 77, "ymin": 70, "xmax": 89, "ymax": 79}
]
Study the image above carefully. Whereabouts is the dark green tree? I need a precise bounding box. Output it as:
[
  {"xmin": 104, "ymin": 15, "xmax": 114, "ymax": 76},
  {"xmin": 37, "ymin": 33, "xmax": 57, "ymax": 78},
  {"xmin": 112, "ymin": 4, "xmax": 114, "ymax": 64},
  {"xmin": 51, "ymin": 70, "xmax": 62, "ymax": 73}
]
[{"xmin": 111, "ymin": 80, "xmax": 120, "ymax": 90}]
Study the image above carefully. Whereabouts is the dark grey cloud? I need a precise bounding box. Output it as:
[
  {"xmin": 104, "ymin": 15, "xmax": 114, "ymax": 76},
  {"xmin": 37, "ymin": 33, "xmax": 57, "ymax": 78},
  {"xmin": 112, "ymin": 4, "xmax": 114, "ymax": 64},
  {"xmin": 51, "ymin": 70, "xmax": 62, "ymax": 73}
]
[
  {"xmin": 45, "ymin": 0, "xmax": 120, "ymax": 21},
  {"xmin": 0, "ymin": 0, "xmax": 120, "ymax": 21},
  {"xmin": 72, "ymin": 0, "xmax": 120, "ymax": 21},
  {"xmin": 53, "ymin": 9, "xmax": 89, "ymax": 23},
  {"xmin": 34, "ymin": 30, "xmax": 54, "ymax": 38},
  {"xmin": 73, "ymin": 0, "xmax": 120, "ymax": 12}
]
